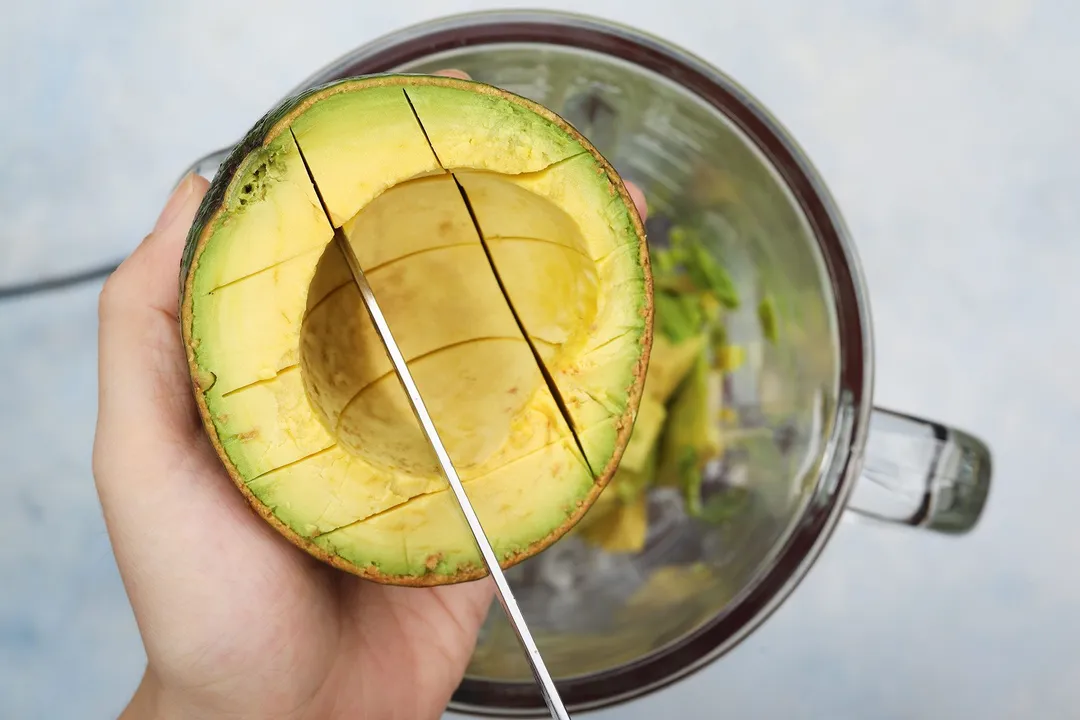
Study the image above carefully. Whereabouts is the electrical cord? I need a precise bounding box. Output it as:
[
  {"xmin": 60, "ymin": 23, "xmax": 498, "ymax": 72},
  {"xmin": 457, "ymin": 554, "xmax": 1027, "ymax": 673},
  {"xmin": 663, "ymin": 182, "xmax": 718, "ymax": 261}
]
[
  {"xmin": 0, "ymin": 260, "xmax": 123, "ymax": 301},
  {"xmin": 0, "ymin": 162, "xmax": 213, "ymax": 302}
]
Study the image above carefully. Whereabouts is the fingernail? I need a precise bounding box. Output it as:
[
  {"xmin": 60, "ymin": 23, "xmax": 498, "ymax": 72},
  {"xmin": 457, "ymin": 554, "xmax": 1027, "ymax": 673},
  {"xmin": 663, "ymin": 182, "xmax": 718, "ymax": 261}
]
[{"xmin": 154, "ymin": 173, "xmax": 196, "ymax": 233}]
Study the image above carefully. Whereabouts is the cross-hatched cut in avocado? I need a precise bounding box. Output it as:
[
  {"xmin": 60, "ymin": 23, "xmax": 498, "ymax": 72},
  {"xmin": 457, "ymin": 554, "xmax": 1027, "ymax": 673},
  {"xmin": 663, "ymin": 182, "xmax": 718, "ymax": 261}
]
[{"xmin": 180, "ymin": 75, "xmax": 653, "ymax": 586}]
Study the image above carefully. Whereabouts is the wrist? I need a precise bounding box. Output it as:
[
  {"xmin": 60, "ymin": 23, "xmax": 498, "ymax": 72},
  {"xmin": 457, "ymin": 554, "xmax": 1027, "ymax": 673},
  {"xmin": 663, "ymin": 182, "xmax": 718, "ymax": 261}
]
[
  {"xmin": 119, "ymin": 665, "xmax": 324, "ymax": 720},
  {"xmin": 119, "ymin": 667, "xmax": 164, "ymax": 720}
]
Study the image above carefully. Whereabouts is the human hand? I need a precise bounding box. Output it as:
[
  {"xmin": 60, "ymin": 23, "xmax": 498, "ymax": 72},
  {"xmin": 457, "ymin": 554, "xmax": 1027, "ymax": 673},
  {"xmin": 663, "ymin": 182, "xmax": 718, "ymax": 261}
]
[{"xmin": 93, "ymin": 68, "xmax": 647, "ymax": 720}]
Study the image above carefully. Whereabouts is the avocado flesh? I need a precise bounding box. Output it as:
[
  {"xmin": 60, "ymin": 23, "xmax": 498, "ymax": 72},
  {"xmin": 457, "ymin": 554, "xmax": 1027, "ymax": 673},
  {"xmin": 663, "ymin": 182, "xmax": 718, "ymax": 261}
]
[
  {"xmin": 182, "ymin": 76, "xmax": 650, "ymax": 583},
  {"xmin": 404, "ymin": 84, "xmax": 649, "ymax": 470}
]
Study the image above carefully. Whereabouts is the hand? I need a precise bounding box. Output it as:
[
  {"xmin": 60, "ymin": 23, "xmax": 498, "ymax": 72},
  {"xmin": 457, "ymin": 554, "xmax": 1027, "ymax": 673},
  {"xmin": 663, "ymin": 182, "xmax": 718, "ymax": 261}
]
[{"xmin": 93, "ymin": 69, "xmax": 647, "ymax": 720}]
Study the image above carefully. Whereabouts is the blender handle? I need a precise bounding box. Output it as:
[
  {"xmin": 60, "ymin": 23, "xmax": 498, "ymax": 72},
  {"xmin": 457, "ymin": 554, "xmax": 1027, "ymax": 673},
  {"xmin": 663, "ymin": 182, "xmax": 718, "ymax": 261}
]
[{"xmin": 846, "ymin": 408, "xmax": 992, "ymax": 534}]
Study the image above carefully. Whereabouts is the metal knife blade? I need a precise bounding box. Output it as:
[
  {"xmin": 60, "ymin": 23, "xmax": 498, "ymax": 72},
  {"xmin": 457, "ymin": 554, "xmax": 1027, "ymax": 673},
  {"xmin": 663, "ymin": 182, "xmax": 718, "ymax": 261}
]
[{"xmin": 287, "ymin": 129, "xmax": 571, "ymax": 719}]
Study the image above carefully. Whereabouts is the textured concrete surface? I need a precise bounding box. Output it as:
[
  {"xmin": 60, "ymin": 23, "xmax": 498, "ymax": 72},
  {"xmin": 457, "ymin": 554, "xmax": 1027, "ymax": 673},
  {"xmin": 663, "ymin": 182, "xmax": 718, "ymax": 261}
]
[{"xmin": 2, "ymin": 1, "xmax": 1079, "ymax": 718}]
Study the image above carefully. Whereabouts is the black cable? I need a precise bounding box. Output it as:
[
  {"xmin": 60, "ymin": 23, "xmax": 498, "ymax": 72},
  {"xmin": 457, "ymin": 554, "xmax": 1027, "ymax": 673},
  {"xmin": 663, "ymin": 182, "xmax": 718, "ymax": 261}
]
[{"xmin": 0, "ymin": 260, "xmax": 123, "ymax": 301}]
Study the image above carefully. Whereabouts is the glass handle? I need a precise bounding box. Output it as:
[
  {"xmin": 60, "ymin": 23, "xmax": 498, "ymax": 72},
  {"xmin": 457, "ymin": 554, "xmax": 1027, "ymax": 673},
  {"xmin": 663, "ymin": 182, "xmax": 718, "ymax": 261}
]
[{"xmin": 846, "ymin": 408, "xmax": 992, "ymax": 535}]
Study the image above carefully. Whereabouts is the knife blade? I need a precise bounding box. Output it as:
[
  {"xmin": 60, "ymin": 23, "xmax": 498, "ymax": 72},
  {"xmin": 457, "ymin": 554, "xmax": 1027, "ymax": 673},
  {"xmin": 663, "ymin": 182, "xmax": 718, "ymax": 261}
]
[{"xmin": 288, "ymin": 128, "xmax": 572, "ymax": 720}]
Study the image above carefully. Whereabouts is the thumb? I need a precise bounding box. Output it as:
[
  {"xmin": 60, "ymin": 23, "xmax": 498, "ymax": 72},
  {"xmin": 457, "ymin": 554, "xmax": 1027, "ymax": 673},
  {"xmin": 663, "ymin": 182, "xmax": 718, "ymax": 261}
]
[
  {"xmin": 94, "ymin": 173, "xmax": 313, "ymax": 636},
  {"xmin": 93, "ymin": 173, "xmax": 216, "ymax": 539},
  {"xmin": 95, "ymin": 173, "xmax": 210, "ymax": 448}
]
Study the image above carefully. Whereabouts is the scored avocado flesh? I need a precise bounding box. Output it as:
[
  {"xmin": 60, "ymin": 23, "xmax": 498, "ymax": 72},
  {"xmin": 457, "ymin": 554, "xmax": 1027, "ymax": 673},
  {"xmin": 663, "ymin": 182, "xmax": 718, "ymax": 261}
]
[{"xmin": 182, "ymin": 77, "xmax": 651, "ymax": 584}]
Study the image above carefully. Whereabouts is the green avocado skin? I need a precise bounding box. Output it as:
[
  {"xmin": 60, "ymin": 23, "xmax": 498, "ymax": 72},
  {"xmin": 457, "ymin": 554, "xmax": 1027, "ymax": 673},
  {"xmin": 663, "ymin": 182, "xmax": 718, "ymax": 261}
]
[{"xmin": 179, "ymin": 80, "xmax": 332, "ymax": 300}]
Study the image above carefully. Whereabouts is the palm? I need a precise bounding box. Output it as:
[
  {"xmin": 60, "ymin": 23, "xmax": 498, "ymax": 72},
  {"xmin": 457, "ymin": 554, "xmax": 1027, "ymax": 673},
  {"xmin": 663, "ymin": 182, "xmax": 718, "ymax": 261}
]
[
  {"xmin": 94, "ymin": 173, "xmax": 492, "ymax": 720},
  {"xmin": 155, "ymin": 435, "xmax": 493, "ymax": 720}
]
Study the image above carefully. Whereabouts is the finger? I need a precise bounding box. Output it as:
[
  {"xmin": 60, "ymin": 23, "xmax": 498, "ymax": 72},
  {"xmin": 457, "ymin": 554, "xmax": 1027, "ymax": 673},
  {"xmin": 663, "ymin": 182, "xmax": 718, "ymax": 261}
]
[
  {"xmin": 433, "ymin": 68, "xmax": 471, "ymax": 79},
  {"xmin": 93, "ymin": 173, "xmax": 255, "ymax": 542},
  {"xmin": 93, "ymin": 173, "xmax": 301, "ymax": 606},
  {"xmin": 95, "ymin": 173, "xmax": 209, "ymax": 451},
  {"xmin": 353, "ymin": 577, "xmax": 496, "ymax": 716},
  {"xmin": 409, "ymin": 579, "xmax": 497, "ymax": 710},
  {"xmin": 625, "ymin": 181, "xmax": 648, "ymax": 222}
]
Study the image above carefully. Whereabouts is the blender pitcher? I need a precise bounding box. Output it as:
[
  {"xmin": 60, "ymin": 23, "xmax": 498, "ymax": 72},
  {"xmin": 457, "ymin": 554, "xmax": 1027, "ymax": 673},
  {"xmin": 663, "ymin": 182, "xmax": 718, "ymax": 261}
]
[{"xmin": 184, "ymin": 10, "xmax": 993, "ymax": 717}]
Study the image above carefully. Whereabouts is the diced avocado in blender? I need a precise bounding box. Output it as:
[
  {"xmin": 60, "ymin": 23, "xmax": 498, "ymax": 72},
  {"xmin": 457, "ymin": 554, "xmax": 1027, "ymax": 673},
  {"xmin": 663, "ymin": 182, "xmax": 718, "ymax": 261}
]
[
  {"xmin": 658, "ymin": 348, "xmax": 723, "ymax": 515},
  {"xmin": 614, "ymin": 444, "xmax": 659, "ymax": 505},
  {"xmin": 618, "ymin": 394, "xmax": 667, "ymax": 473},
  {"xmin": 698, "ymin": 486, "xmax": 752, "ymax": 526},
  {"xmin": 758, "ymin": 294, "xmax": 778, "ymax": 344},
  {"xmin": 578, "ymin": 494, "xmax": 649, "ymax": 554},
  {"xmin": 581, "ymin": 216, "xmax": 748, "ymax": 548},
  {"xmin": 577, "ymin": 444, "xmax": 656, "ymax": 552},
  {"xmin": 623, "ymin": 563, "xmax": 715, "ymax": 611},
  {"xmin": 644, "ymin": 333, "xmax": 705, "ymax": 402},
  {"xmin": 577, "ymin": 332, "xmax": 711, "ymax": 552},
  {"xmin": 654, "ymin": 291, "xmax": 703, "ymax": 343}
]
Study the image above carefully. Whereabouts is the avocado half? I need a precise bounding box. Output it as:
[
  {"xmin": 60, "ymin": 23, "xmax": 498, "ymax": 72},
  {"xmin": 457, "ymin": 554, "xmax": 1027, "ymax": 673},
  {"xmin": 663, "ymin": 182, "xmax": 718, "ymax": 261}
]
[{"xmin": 180, "ymin": 74, "xmax": 654, "ymax": 586}]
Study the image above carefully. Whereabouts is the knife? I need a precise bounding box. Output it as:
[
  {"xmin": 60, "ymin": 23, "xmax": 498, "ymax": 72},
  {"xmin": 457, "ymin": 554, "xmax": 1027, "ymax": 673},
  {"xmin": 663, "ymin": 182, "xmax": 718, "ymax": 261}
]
[{"xmin": 289, "ymin": 129, "xmax": 572, "ymax": 720}]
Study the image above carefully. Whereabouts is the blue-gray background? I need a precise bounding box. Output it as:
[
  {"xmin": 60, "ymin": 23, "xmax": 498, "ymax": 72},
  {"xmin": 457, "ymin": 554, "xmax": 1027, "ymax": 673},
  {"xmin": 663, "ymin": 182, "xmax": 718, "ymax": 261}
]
[{"xmin": 2, "ymin": 1, "xmax": 1077, "ymax": 718}]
